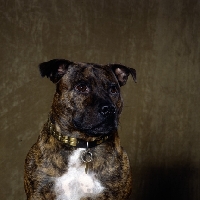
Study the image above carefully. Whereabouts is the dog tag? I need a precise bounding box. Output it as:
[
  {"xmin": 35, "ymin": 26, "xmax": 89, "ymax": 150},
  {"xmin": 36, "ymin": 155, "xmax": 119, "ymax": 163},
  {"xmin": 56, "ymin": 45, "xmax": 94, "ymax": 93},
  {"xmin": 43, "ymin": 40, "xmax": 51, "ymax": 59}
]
[{"xmin": 81, "ymin": 150, "xmax": 93, "ymax": 174}]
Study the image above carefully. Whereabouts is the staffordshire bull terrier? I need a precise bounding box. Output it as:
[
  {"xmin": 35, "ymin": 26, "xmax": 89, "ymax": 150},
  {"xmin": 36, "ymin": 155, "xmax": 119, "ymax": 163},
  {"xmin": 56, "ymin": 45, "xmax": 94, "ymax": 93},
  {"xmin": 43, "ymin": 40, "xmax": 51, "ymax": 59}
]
[{"xmin": 24, "ymin": 59, "xmax": 136, "ymax": 200}]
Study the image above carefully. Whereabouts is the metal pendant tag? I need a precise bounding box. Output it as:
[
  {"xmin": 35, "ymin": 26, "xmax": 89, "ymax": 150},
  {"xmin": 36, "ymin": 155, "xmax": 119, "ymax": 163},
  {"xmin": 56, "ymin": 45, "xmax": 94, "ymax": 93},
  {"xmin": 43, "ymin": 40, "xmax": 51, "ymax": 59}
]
[{"xmin": 81, "ymin": 142, "xmax": 93, "ymax": 174}]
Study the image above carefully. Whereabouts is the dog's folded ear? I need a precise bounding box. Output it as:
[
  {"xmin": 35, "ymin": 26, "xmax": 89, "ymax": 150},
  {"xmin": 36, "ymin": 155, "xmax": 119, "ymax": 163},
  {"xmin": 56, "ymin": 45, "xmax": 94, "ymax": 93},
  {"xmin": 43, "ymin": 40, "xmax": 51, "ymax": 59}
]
[
  {"xmin": 39, "ymin": 59, "xmax": 73, "ymax": 83},
  {"xmin": 110, "ymin": 64, "xmax": 137, "ymax": 86}
]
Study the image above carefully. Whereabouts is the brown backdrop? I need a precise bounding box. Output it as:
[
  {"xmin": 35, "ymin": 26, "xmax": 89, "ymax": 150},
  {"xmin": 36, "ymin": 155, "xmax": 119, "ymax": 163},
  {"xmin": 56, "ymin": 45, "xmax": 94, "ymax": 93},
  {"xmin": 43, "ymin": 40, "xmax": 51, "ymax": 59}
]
[{"xmin": 0, "ymin": 0, "xmax": 199, "ymax": 199}]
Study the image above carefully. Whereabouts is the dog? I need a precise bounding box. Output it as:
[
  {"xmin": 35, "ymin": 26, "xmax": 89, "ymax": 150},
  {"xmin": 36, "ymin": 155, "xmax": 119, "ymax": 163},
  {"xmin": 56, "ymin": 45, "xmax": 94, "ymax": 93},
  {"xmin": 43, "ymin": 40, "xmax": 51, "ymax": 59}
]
[{"xmin": 24, "ymin": 59, "xmax": 136, "ymax": 200}]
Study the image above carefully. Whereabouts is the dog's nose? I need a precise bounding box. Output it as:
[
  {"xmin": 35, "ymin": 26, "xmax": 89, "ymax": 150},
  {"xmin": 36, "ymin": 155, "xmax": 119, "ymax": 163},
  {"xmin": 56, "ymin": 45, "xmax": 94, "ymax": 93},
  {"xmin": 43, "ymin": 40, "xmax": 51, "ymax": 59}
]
[{"xmin": 100, "ymin": 105, "xmax": 116, "ymax": 116}]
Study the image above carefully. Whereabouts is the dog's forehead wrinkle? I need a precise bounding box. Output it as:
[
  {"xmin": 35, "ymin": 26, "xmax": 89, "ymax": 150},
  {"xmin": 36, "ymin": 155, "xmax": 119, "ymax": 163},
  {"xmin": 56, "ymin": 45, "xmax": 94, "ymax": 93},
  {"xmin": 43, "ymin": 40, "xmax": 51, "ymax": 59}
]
[
  {"xmin": 92, "ymin": 68, "xmax": 118, "ymax": 90},
  {"xmin": 64, "ymin": 67, "xmax": 117, "ymax": 92},
  {"xmin": 68, "ymin": 64, "xmax": 114, "ymax": 79}
]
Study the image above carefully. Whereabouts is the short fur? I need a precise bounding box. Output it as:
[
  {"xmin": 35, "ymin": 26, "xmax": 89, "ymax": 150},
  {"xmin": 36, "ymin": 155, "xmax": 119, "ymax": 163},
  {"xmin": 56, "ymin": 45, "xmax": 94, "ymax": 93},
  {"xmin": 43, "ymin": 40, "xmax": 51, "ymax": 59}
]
[{"xmin": 24, "ymin": 59, "xmax": 136, "ymax": 200}]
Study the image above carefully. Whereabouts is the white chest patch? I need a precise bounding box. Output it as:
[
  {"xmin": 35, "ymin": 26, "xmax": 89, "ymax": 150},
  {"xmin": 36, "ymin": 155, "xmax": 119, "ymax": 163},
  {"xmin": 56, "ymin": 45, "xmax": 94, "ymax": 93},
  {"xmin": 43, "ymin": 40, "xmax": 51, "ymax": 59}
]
[{"xmin": 54, "ymin": 149, "xmax": 104, "ymax": 200}]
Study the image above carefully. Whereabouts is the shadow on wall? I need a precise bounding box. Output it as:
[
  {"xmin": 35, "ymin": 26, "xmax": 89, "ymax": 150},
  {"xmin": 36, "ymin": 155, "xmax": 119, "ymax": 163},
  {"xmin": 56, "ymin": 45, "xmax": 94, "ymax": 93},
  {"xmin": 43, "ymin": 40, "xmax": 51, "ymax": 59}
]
[{"xmin": 131, "ymin": 162, "xmax": 196, "ymax": 200}]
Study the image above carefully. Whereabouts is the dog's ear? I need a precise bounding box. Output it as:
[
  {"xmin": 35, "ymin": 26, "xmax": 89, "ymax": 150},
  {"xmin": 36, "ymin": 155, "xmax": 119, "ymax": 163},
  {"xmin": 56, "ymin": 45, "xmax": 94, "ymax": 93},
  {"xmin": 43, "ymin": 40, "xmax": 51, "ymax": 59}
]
[
  {"xmin": 39, "ymin": 59, "xmax": 73, "ymax": 83},
  {"xmin": 110, "ymin": 64, "xmax": 137, "ymax": 86}
]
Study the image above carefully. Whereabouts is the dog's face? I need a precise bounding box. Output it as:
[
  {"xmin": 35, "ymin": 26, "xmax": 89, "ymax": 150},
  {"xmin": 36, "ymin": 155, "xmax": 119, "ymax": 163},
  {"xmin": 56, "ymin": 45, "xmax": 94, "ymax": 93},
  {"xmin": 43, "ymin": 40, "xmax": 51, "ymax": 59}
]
[
  {"xmin": 39, "ymin": 60, "xmax": 136, "ymax": 137},
  {"xmin": 55, "ymin": 64, "xmax": 122, "ymax": 136}
]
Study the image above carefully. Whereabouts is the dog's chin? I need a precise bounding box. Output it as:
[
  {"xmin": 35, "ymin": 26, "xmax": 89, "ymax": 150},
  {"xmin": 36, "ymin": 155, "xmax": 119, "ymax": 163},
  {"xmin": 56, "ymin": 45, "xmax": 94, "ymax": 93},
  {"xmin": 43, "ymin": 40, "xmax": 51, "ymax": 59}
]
[
  {"xmin": 84, "ymin": 126, "xmax": 117, "ymax": 137},
  {"xmin": 73, "ymin": 120, "xmax": 117, "ymax": 137}
]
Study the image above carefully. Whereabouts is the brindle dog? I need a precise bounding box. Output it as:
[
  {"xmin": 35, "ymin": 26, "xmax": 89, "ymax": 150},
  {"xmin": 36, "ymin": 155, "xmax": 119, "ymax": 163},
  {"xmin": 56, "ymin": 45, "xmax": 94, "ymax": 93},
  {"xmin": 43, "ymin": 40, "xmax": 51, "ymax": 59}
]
[{"xmin": 24, "ymin": 59, "xmax": 136, "ymax": 200}]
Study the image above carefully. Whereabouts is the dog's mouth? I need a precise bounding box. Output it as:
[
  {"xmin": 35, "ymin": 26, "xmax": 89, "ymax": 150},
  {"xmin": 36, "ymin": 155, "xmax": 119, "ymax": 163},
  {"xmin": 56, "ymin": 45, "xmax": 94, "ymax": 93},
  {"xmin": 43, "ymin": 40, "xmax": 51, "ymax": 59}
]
[{"xmin": 73, "ymin": 116, "xmax": 118, "ymax": 137}]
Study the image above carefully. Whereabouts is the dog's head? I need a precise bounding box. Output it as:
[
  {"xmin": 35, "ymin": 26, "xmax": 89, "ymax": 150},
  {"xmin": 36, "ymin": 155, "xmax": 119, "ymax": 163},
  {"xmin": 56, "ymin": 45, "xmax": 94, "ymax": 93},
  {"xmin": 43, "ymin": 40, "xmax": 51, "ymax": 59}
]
[{"xmin": 39, "ymin": 59, "xmax": 136, "ymax": 137}]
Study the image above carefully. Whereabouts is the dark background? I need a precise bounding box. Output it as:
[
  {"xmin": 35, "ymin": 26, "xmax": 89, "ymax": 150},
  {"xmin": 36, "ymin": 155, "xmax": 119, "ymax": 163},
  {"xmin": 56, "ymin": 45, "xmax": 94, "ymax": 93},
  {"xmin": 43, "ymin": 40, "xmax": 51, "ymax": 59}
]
[{"xmin": 0, "ymin": 0, "xmax": 199, "ymax": 199}]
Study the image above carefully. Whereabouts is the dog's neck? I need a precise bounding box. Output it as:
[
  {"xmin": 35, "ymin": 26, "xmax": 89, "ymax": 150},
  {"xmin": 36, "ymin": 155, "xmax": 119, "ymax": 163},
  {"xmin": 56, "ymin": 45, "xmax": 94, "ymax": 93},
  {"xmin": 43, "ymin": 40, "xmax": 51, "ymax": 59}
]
[{"xmin": 47, "ymin": 117, "xmax": 114, "ymax": 149}]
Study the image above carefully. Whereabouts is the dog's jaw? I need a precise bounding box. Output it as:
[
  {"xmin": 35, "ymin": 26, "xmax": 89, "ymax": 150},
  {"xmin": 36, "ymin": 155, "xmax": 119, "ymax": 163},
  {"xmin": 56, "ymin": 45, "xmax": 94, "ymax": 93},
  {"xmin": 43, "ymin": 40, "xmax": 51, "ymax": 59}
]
[{"xmin": 54, "ymin": 149, "xmax": 104, "ymax": 200}]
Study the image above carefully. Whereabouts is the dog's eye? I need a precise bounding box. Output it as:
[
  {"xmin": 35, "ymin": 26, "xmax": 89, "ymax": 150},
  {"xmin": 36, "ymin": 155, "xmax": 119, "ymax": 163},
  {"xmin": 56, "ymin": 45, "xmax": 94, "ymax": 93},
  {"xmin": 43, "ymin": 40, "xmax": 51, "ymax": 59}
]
[
  {"xmin": 110, "ymin": 85, "xmax": 119, "ymax": 94},
  {"xmin": 75, "ymin": 83, "xmax": 89, "ymax": 93}
]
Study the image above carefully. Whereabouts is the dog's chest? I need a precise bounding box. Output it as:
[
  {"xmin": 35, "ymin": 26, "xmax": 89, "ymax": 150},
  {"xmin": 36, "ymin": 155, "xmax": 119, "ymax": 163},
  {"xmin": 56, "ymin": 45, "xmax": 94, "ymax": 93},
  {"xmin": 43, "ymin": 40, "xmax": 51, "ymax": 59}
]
[{"xmin": 54, "ymin": 149, "xmax": 104, "ymax": 200}]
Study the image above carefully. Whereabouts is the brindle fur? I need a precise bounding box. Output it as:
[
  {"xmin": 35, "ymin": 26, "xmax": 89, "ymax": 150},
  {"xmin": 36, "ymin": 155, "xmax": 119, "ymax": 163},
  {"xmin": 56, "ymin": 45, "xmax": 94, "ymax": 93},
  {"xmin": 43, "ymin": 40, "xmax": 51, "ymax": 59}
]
[{"xmin": 24, "ymin": 60, "xmax": 136, "ymax": 200}]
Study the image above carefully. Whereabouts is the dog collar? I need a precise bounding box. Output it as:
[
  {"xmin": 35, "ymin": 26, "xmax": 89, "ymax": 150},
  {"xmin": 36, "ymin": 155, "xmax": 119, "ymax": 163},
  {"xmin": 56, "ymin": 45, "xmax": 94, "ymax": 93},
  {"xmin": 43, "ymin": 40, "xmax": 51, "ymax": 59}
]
[{"xmin": 48, "ymin": 121, "xmax": 112, "ymax": 148}]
